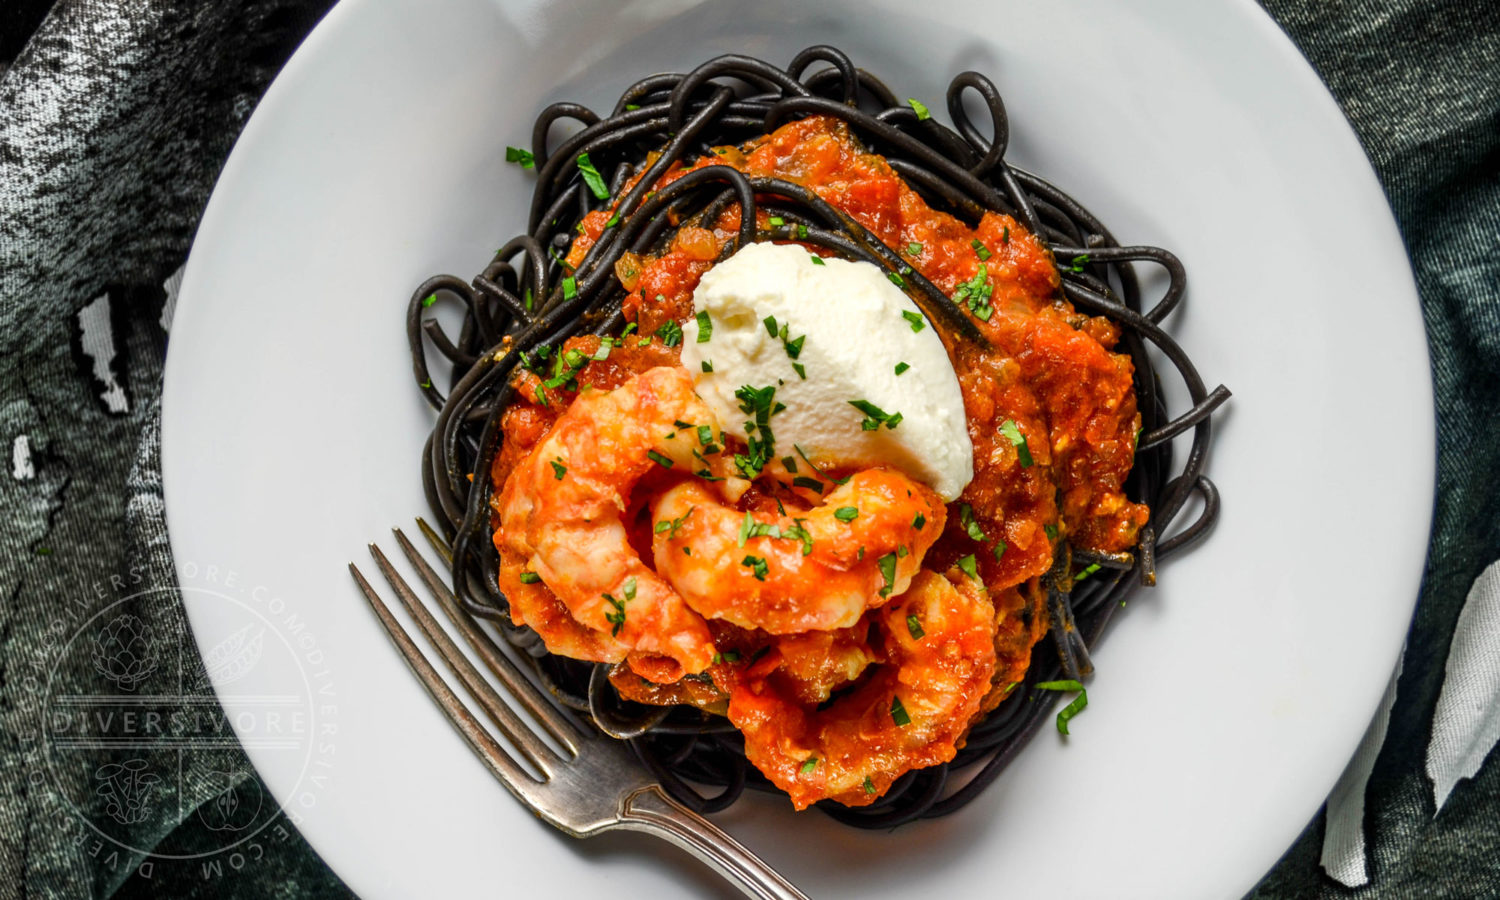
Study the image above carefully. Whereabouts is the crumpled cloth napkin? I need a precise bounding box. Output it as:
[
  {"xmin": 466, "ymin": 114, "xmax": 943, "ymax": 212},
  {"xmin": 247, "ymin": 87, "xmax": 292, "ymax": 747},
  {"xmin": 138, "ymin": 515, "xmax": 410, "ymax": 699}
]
[{"xmin": 0, "ymin": 1, "xmax": 1496, "ymax": 898}]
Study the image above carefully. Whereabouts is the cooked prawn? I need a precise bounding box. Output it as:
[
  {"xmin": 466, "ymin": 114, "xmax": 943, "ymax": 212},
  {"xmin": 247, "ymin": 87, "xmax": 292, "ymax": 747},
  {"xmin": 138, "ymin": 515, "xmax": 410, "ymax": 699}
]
[
  {"xmin": 649, "ymin": 470, "xmax": 946, "ymax": 634},
  {"xmin": 495, "ymin": 366, "xmax": 723, "ymax": 680},
  {"xmin": 727, "ymin": 569, "xmax": 998, "ymax": 809}
]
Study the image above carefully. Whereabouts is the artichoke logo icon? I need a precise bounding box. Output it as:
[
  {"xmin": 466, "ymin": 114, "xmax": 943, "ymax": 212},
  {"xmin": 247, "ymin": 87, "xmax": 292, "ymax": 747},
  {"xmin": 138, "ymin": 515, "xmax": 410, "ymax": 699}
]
[
  {"xmin": 92, "ymin": 614, "xmax": 159, "ymax": 691},
  {"xmin": 94, "ymin": 759, "xmax": 161, "ymax": 825}
]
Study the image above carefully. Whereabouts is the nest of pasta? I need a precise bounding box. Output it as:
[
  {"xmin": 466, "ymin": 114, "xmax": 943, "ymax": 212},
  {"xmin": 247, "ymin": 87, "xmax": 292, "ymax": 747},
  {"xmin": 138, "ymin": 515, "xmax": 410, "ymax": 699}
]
[{"xmin": 409, "ymin": 47, "xmax": 1227, "ymax": 826}]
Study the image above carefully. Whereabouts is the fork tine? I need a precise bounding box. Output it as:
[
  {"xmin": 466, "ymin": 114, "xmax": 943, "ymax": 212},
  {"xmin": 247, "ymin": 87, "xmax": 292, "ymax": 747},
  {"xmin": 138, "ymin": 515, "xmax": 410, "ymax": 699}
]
[
  {"xmin": 348, "ymin": 562, "xmax": 537, "ymax": 791},
  {"xmin": 365, "ymin": 543, "xmax": 565, "ymax": 776},
  {"xmin": 405, "ymin": 521, "xmax": 584, "ymax": 751}
]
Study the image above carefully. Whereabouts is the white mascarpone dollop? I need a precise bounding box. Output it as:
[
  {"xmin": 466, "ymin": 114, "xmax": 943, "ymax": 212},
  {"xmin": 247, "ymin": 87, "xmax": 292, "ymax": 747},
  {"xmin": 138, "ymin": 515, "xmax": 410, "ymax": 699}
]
[{"xmin": 679, "ymin": 241, "xmax": 974, "ymax": 501}]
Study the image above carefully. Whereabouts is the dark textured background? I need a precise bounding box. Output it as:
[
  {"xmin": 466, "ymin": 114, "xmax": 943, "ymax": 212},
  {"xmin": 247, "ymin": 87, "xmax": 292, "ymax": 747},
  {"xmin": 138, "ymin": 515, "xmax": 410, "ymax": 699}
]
[{"xmin": 0, "ymin": 1, "xmax": 1495, "ymax": 897}]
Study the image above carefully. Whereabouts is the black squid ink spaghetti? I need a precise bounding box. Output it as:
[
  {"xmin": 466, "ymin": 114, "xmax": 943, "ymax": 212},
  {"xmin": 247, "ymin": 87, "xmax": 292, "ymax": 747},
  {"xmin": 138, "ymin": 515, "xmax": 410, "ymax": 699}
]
[{"xmin": 406, "ymin": 46, "xmax": 1228, "ymax": 827}]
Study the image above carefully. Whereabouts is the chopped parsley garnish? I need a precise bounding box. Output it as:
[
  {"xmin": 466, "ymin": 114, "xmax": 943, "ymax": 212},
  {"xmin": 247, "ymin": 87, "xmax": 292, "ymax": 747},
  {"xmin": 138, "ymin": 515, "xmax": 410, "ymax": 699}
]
[
  {"xmin": 695, "ymin": 311, "xmax": 713, "ymax": 342},
  {"xmin": 970, "ymin": 238, "xmax": 992, "ymax": 261},
  {"xmin": 993, "ymin": 540, "xmax": 1008, "ymax": 561},
  {"xmin": 698, "ymin": 425, "xmax": 715, "ymax": 446},
  {"xmin": 797, "ymin": 224, "xmax": 809, "ymax": 239},
  {"xmin": 622, "ymin": 576, "xmax": 637, "ymax": 602},
  {"xmin": 907, "ymin": 242, "xmax": 923, "ymax": 255},
  {"xmin": 741, "ymin": 555, "xmax": 769, "ymax": 581},
  {"xmin": 646, "ymin": 450, "xmax": 674, "ymax": 468},
  {"xmin": 1069, "ymin": 253, "xmax": 1091, "ymax": 273},
  {"xmin": 959, "ymin": 503, "xmax": 987, "ymax": 542},
  {"xmin": 541, "ymin": 345, "xmax": 590, "ymax": 391},
  {"xmin": 769, "ymin": 215, "xmax": 785, "ymax": 227},
  {"xmin": 956, "ymin": 553, "xmax": 979, "ymax": 581},
  {"xmin": 834, "ymin": 507, "xmax": 859, "ymax": 523},
  {"xmin": 624, "ymin": 103, "xmax": 640, "ymax": 111},
  {"xmin": 605, "ymin": 213, "xmax": 621, "ymax": 229},
  {"xmin": 876, "ymin": 552, "xmax": 898, "ymax": 597},
  {"xmin": 792, "ymin": 362, "xmax": 806, "ymax": 380},
  {"xmin": 1074, "ymin": 563, "xmax": 1102, "ymax": 582},
  {"xmin": 592, "ymin": 338, "xmax": 614, "ymax": 361},
  {"xmin": 783, "ymin": 333, "xmax": 805, "ymax": 360},
  {"xmin": 714, "ymin": 650, "xmax": 742, "ymax": 664},
  {"xmin": 562, "ymin": 276, "xmax": 578, "ymax": 300},
  {"xmin": 523, "ymin": 287, "xmax": 533, "ymax": 310},
  {"xmin": 907, "ymin": 98, "xmax": 931, "ymax": 120},
  {"xmin": 1044, "ymin": 523, "xmax": 1059, "ymax": 541},
  {"xmin": 890, "ymin": 696, "xmax": 911, "ymax": 726},
  {"xmin": 764, "ymin": 315, "xmax": 779, "ymax": 338},
  {"xmin": 655, "ymin": 318, "xmax": 683, "ymax": 347},
  {"xmin": 784, "ymin": 520, "xmax": 814, "ymax": 556},
  {"xmin": 1002, "ymin": 225, "xmax": 1010, "ymax": 243},
  {"xmin": 999, "ymin": 418, "xmax": 1034, "ymax": 467},
  {"xmin": 952, "ymin": 263, "xmax": 994, "ymax": 321},
  {"xmin": 912, "ymin": 512, "xmax": 926, "ymax": 530},
  {"xmin": 864, "ymin": 776, "xmax": 876, "ymax": 795},
  {"xmin": 781, "ymin": 455, "xmax": 798, "ymax": 472},
  {"xmin": 603, "ymin": 591, "xmax": 629, "ymax": 636},
  {"xmin": 906, "ymin": 615, "xmax": 925, "ymax": 640},
  {"xmin": 505, "ymin": 146, "xmax": 535, "ymax": 168},
  {"xmin": 792, "ymin": 444, "xmax": 851, "ymax": 486},
  {"xmin": 733, "ymin": 384, "xmax": 782, "ymax": 477},
  {"xmin": 887, "ymin": 271, "xmax": 905, "ymax": 288},
  {"xmin": 849, "ymin": 399, "xmax": 902, "ymax": 431},
  {"xmin": 792, "ymin": 475, "xmax": 825, "ymax": 493},
  {"xmin": 654, "ymin": 507, "xmax": 695, "ymax": 538},
  {"xmin": 800, "ymin": 758, "xmax": 818, "ymax": 774},
  {"xmin": 550, "ymin": 458, "xmax": 567, "ymax": 480},
  {"xmin": 894, "ymin": 361, "xmax": 910, "ymax": 376},
  {"xmin": 701, "ymin": 360, "xmax": 714, "ymax": 373},
  {"xmin": 519, "ymin": 571, "xmax": 541, "ymax": 584},
  {"xmin": 901, "ymin": 309, "xmax": 926, "ymax": 332},
  {"xmin": 421, "ymin": 293, "xmax": 436, "ymax": 308},
  {"xmin": 575, "ymin": 152, "xmax": 609, "ymax": 200},
  {"xmin": 809, "ymin": 255, "xmax": 825, "ymax": 266},
  {"xmin": 1035, "ymin": 679, "xmax": 1089, "ymax": 735}
]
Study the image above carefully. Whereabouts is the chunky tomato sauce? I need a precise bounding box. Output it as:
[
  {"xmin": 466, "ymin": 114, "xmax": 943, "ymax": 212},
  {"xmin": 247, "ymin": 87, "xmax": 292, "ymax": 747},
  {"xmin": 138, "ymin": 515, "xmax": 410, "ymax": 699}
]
[{"xmin": 493, "ymin": 115, "xmax": 1146, "ymax": 710}]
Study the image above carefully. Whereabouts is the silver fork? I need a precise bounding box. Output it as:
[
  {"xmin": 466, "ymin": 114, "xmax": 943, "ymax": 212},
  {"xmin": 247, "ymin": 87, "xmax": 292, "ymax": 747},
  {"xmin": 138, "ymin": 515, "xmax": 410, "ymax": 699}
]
[{"xmin": 349, "ymin": 521, "xmax": 808, "ymax": 900}]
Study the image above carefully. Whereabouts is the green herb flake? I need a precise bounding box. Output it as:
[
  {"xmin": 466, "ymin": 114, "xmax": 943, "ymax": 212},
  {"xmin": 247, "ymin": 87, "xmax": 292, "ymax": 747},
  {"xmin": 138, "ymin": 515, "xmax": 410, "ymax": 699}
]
[
  {"xmin": 1002, "ymin": 225, "xmax": 1011, "ymax": 244},
  {"xmin": 1074, "ymin": 563, "xmax": 1102, "ymax": 582},
  {"xmin": 647, "ymin": 450, "xmax": 674, "ymax": 468},
  {"xmin": 769, "ymin": 215, "xmax": 785, "ymax": 227},
  {"xmin": 913, "ymin": 513, "xmax": 926, "ymax": 530},
  {"xmin": 992, "ymin": 540, "xmax": 1008, "ymax": 561},
  {"xmin": 809, "ymin": 255, "xmax": 825, "ymax": 266},
  {"xmin": 906, "ymin": 615, "xmax": 925, "ymax": 640},
  {"xmin": 1034, "ymin": 679, "xmax": 1089, "ymax": 735},
  {"xmin": 781, "ymin": 455, "xmax": 798, "ymax": 473},
  {"xmin": 603, "ymin": 592, "xmax": 628, "ymax": 636},
  {"xmin": 550, "ymin": 458, "xmax": 567, "ymax": 480},
  {"xmin": 792, "ymin": 362, "xmax": 806, "ymax": 380},
  {"xmin": 800, "ymin": 757, "xmax": 818, "ymax": 774},
  {"xmin": 887, "ymin": 271, "xmax": 905, "ymax": 288},
  {"xmin": 562, "ymin": 276, "xmax": 578, "ymax": 300},
  {"xmin": 1069, "ymin": 253, "xmax": 1091, "ymax": 273},
  {"xmin": 742, "ymin": 555, "xmax": 769, "ymax": 581},
  {"xmin": 890, "ymin": 695, "xmax": 912, "ymax": 726},
  {"xmin": 624, "ymin": 103, "xmax": 640, "ymax": 110},
  {"xmin": 792, "ymin": 475, "xmax": 825, "ymax": 494},
  {"xmin": 956, "ymin": 553, "xmax": 979, "ymax": 581},
  {"xmin": 701, "ymin": 360, "xmax": 714, "ymax": 373},
  {"xmin": 970, "ymin": 238, "xmax": 992, "ymax": 261},
  {"xmin": 907, "ymin": 242, "xmax": 923, "ymax": 256},
  {"xmin": 737, "ymin": 511, "xmax": 754, "ymax": 547},
  {"xmin": 622, "ymin": 576, "xmax": 638, "ymax": 602},
  {"xmin": 797, "ymin": 224, "xmax": 809, "ymax": 239},
  {"xmin": 763, "ymin": 315, "xmax": 779, "ymax": 338},
  {"xmin": 864, "ymin": 776, "xmax": 876, "ymax": 795},
  {"xmin": 959, "ymin": 503, "xmax": 988, "ymax": 542},
  {"xmin": 695, "ymin": 311, "xmax": 713, "ymax": 342},
  {"xmin": 421, "ymin": 293, "xmax": 437, "ymax": 308},
  {"xmin": 519, "ymin": 571, "xmax": 541, "ymax": 584},
  {"xmin": 1044, "ymin": 523, "xmax": 1059, "ymax": 541},
  {"xmin": 576, "ymin": 152, "xmax": 609, "ymax": 200},
  {"xmin": 999, "ymin": 419, "xmax": 1034, "ymax": 467},
  {"xmin": 877, "ymin": 552, "xmax": 898, "ymax": 597},
  {"xmin": 655, "ymin": 319, "xmax": 683, "ymax": 347},
  {"xmin": 505, "ymin": 146, "xmax": 535, "ymax": 168},
  {"xmin": 849, "ymin": 399, "xmax": 901, "ymax": 431},
  {"xmin": 654, "ymin": 506, "xmax": 695, "ymax": 538},
  {"xmin": 894, "ymin": 361, "xmax": 910, "ymax": 376},
  {"xmin": 834, "ymin": 507, "xmax": 859, "ymax": 523},
  {"xmin": 907, "ymin": 98, "xmax": 932, "ymax": 120},
  {"xmin": 901, "ymin": 309, "xmax": 926, "ymax": 332}
]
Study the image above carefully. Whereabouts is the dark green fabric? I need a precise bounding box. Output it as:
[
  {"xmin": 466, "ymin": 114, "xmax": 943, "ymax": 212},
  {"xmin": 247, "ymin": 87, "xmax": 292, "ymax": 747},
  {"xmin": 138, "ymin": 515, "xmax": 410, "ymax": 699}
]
[{"xmin": 0, "ymin": 2, "xmax": 1494, "ymax": 898}]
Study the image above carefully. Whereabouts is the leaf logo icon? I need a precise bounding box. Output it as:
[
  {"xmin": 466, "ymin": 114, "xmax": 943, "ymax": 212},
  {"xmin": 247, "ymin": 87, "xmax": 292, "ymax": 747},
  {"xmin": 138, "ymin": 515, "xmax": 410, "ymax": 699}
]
[{"xmin": 193, "ymin": 624, "xmax": 265, "ymax": 690}]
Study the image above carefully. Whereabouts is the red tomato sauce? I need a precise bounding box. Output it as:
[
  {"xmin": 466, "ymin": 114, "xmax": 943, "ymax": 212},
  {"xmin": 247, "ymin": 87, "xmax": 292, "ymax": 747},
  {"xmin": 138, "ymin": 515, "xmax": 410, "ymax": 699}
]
[{"xmin": 494, "ymin": 115, "xmax": 1146, "ymax": 699}]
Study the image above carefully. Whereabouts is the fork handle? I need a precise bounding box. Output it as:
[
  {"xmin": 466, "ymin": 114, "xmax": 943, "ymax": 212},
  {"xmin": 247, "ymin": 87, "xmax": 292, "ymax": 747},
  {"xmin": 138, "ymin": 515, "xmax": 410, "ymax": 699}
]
[{"xmin": 620, "ymin": 786, "xmax": 810, "ymax": 900}]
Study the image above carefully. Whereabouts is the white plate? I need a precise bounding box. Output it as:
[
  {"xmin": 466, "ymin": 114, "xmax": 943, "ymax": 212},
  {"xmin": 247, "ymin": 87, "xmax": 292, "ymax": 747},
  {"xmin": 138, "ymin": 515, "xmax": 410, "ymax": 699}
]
[{"xmin": 161, "ymin": 0, "xmax": 1431, "ymax": 897}]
